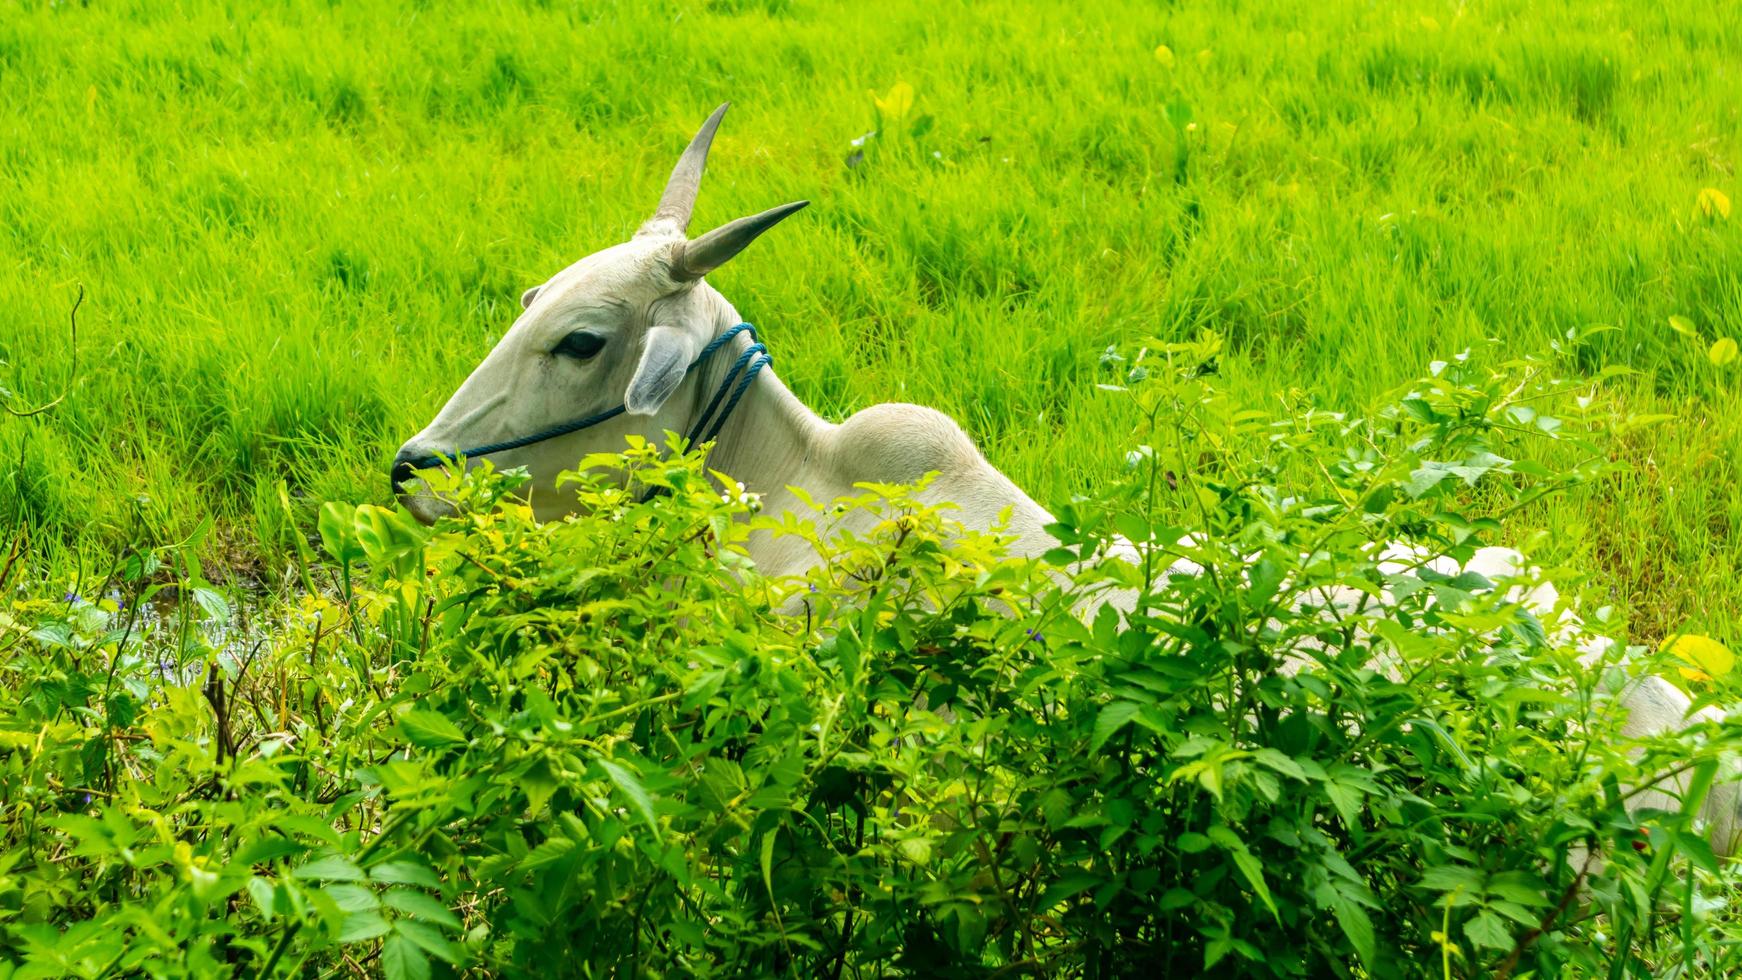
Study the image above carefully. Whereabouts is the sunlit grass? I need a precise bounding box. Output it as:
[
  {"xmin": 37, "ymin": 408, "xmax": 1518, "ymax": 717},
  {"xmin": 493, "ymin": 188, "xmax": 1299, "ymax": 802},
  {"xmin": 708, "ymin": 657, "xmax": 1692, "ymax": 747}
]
[{"xmin": 0, "ymin": 0, "xmax": 1737, "ymax": 643}]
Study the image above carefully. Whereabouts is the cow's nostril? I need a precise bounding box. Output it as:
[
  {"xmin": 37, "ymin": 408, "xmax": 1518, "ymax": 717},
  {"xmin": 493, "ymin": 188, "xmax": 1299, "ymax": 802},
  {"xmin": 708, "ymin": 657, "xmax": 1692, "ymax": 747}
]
[{"xmin": 390, "ymin": 455, "xmax": 418, "ymax": 496}]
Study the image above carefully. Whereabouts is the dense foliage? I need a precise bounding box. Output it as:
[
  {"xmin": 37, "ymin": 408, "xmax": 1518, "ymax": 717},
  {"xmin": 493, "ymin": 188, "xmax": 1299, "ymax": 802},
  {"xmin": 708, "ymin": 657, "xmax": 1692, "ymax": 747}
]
[{"xmin": 3, "ymin": 344, "xmax": 1738, "ymax": 977}]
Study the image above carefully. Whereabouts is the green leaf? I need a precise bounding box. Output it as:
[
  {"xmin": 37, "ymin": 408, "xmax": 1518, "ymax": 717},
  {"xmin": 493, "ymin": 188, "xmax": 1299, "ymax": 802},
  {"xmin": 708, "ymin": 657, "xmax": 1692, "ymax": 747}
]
[
  {"xmin": 293, "ymin": 855, "xmax": 366, "ymax": 882},
  {"xmin": 520, "ymin": 835, "xmax": 576, "ymax": 870},
  {"xmin": 322, "ymin": 884, "xmax": 380, "ymax": 913},
  {"xmin": 354, "ymin": 504, "xmax": 431, "ymax": 568},
  {"xmin": 1177, "ymin": 832, "xmax": 1213, "ymax": 854},
  {"xmin": 190, "ymin": 586, "xmax": 230, "ymax": 624},
  {"xmin": 1712, "ymin": 337, "xmax": 1739, "ymax": 366},
  {"xmin": 318, "ymin": 503, "xmax": 366, "ymax": 565},
  {"xmin": 1253, "ymin": 748, "xmax": 1308, "ymax": 781},
  {"xmin": 1160, "ymin": 888, "xmax": 1197, "ymax": 911},
  {"xmin": 1485, "ymin": 873, "xmax": 1553, "ymax": 908},
  {"xmin": 1229, "ymin": 849, "xmax": 1279, "ymax": 922},
  {"xmin": 682, "ymin": 668, "xmax": 728, "ymax": 710},
  {"xmin": 1248, "ymin": 554, "xmax": 1285, "ymax": 606},
  {"xmin": 1090, "ymin": 701, "xmax": 1142, "ymax": 754},
  {"xmin": 1400, "ymin": 397, "xmax": 1439, "ymax": 423},
  {"xmin": 1205, "ymin": 936, "xmax": 1232, "ymax": 970},
  {"xmin": 1205, "ymin": 826, "xmax": 1277, "ymax": 921},
  {"xmin": 1360, "ymin": 484, "xmax": 1395, "ymax": 514},
  {"xmin": 1403, "ymin": 461, "xmax": 1455, "ymax": 499},
  {"xmin": 398, "ymin": 709, "xmax": 466, "ymax": 749},
  {"xmin": 338, "ymin": 910, "xmax": 392, "ymax": 943},
  {"xmin": 1331, "ymin": 892, "xmax": 1377, "ymax": 966},
  {"xmin": 1037, "ymin": 873, "xmax": 1104, "ymax": 912},
  {"xmin": 599, "ymin": 757, "xmax": 661, "ymax": 838},
  {"xmin": 275, "ymin": 813, "xmax": 343, "ymax": 846},
  {"xmin": 1674, "ymin": 830, "xmax": 1720, "ymax": 876},
  {"xmin": 381, "ymin": 933, "xmax": 432, "ymax": 980},
  {"xmin": 234, "ymin": 837, "xmax": 306, "ymax": 868},
  {"xmin": 1112, "ymin": 512, "xmax": 1153, "ymax": 545},
  {"xmin": 1164, "ymin": 96, "xmax": 1193, "ymax": 129},
  {"xmin": 520, "ymin": 755, "xmax": 560, "ymax": 816},
  {"xmin": 1616, "ymin": 412, "xmax": 1676, "ymax": 434},
  {"xmin": 896, "ymin": 837, "xmax": 932, "ymax": 866},
  {"xmin": 382, "ymin": 888, "xmax": 462, "ymax": 929},
  {"xmin": 760, "ymin": 827, "xmax": 778, "ymax": 902},
  {"xmin": 1420, "ymin": 865, "xmax": 1484, "ymax": 894},
  {"xmin": 1463, "ymin": 908, "xmax": 1512, "ymax": 950},
  {"xmin": 1490, "ymin": 899, "xmax": 1544, "ymax": 927},
  {"xmin": 1323, "ymin": 781, "xmax": 1365, "ymax": 828},
  {"xmin": 369, "ymin": 861, "xmax": 442, "ymax": 889},
  {"xmin": 393, "ymin": 920, "xmax": 460, "ymax": 965},
  {"xmin": 247, "ymin": 877, "xmax": 278, "ymax": 921}
]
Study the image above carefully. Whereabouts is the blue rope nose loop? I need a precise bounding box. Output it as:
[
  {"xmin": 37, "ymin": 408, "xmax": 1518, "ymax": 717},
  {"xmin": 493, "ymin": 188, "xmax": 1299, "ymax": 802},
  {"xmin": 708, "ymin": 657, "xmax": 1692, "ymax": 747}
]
[{"xmin": 402, "ymin": 322, "xmax": 769, "ymax": 476}]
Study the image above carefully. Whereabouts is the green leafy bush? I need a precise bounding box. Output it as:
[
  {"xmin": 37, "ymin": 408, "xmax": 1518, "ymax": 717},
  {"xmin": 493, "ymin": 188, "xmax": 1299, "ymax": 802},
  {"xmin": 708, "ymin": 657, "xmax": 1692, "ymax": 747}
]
[{"xmin": 2, "ymin": 339, "xmax": 1738, "ymax": 978}]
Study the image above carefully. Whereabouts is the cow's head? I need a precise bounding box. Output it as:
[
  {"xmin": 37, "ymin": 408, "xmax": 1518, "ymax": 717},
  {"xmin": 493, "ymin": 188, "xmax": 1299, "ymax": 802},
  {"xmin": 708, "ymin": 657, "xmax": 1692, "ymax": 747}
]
[{"xmin": 392, "ymin": 104, "xmax": 805, "ymax": 522}]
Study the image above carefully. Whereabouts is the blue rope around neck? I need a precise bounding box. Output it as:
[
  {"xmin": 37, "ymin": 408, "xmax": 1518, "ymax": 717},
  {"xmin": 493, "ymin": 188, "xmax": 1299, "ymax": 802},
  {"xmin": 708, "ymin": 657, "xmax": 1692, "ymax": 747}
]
[{"xmin": 403, "ymin": 322, "xmax": 770, "ymax": 474}]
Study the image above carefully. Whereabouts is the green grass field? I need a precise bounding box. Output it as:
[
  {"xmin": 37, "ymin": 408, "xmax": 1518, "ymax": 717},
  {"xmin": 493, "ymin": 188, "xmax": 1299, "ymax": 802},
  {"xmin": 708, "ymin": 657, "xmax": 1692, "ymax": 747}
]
[{"xmin": 1, "ymin": 0, "xmax": 1737, "ymax": 644}]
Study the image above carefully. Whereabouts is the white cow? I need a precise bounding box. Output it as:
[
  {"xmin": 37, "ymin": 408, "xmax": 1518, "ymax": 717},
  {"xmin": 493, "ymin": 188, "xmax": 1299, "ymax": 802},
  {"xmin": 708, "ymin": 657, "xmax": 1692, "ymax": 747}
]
[
  {"xmin": 393, "ymin": 104, "xmax": 1736, "ymax": 857},
  {"xmin": 393, "ymin": 104, "xmax": 1052, "ymax": 580}
]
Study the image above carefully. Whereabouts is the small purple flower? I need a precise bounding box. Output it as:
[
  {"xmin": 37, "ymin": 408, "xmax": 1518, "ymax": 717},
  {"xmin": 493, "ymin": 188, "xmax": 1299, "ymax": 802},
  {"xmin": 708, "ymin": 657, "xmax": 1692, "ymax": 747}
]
[
  {"xmin": 1026, "ymin": 629, "xmax": 1044, "ymax": 641},
  {"xmin": 80, "ymin": 793, "xmax": 93, "ymax": 807},
  {"xmin": 63, "ymin": 592, "xmax": 80, "ymax": 604}
]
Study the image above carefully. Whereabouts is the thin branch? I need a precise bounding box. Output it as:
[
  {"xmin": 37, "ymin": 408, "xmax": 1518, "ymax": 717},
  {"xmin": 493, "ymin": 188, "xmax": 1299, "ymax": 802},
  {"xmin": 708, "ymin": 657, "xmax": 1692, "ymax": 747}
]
[{"xmin": 1493, "ymin": 847, "xmax": 1598, "ymax": 979}]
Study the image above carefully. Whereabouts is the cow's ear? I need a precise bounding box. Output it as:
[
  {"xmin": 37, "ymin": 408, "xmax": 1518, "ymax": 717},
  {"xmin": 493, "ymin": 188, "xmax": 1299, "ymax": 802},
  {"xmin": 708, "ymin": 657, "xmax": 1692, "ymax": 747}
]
[
  {"xmin": 625, "ymin": 326, "xmax": 697, "ymax": 415},
  {"xmin": 520, "ymin": 286, "xmax": 542, "ymax": 310}
]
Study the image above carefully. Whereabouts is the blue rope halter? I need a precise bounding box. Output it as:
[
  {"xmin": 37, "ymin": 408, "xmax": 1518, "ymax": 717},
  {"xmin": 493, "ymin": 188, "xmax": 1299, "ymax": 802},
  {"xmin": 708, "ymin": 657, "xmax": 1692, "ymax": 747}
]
[{"xmin": 401, "ymin": 322, "xmax": 771, "ymax": 475}]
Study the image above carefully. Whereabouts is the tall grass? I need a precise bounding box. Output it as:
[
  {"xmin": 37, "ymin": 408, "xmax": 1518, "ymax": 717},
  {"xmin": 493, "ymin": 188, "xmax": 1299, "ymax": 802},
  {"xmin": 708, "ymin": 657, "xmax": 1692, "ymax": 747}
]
[{"xmin": 0, "ymin": 0, "xmax": 1737, "ymax": 641}]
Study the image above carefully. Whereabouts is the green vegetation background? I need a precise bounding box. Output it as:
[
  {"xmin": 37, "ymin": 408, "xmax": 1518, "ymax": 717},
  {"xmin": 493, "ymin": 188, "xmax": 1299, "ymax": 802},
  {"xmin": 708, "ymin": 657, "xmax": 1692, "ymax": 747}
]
[{"xmin": 1, "ymin": 0, "xmax": 1737, "ymax": 641}]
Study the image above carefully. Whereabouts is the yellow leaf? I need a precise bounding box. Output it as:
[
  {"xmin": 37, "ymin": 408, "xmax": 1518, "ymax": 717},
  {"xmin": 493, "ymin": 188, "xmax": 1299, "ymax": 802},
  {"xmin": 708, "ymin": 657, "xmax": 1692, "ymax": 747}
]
[
  {"xmin": 1154, "ymin": 44, "xmax": 1175, "ymax": 67},
  {"xmin": 1667, "ymin": 315, "xmax": 1700, "ymax": 339},
  {"xmin": 1697, "ymin": 187, "xmax": 1732, "ymax": 220},
  {"xmin": 873, "ymin": 82, "xmax": 913, "ymax": 123},
  {"xmin": 1711, "ymin": 337, "xmax": 1739, "ymax": 366},
  {"xmin": 1663, "ymin": 633, "xmax": 1736, "ymax": 679}
]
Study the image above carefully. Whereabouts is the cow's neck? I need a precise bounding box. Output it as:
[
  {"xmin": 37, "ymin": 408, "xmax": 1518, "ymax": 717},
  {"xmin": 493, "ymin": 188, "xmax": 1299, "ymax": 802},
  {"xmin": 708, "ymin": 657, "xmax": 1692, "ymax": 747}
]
[{"xmin": 684, "ymin": 319, "xmax": 840, "ymax": 575}]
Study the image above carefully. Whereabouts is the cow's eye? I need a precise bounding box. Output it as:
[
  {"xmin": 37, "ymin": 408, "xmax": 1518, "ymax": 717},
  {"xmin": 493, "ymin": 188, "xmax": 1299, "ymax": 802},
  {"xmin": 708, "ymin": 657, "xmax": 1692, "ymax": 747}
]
[{"xmin": 553, "ymin": 331, "xmax": 606, "ymax": 360}]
